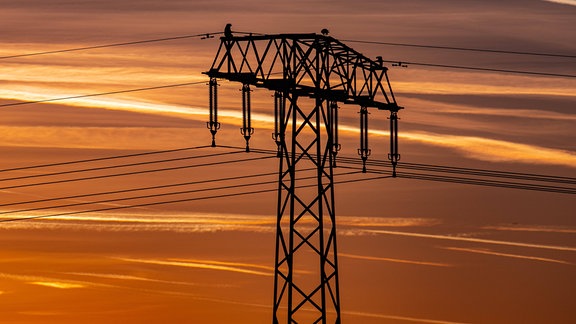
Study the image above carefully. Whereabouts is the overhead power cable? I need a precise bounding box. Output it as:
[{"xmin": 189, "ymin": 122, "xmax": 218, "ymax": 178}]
[
  {"xmin": 0, "ymin": 169, "xmax": 319, "ymax": 216},
  {"xmin": 2, "ymin": 145, "xmax": 573, "ymax": 195},
  {"xmin": 0, "ymin": 171, "xmax": 380, "ymax": 224},
  {"xmin": 3, "ymin": 31, "xmax": 572, "ymax": 61},
  {"xmin": 0, "ymin": 151, "xmax": 573, "ymax": 224},
  {"xmin": 395, "ymin": 171, "xmax": 576, "ymax": 194},
  {"xmin": 0, "ymin": 81, "xmax": 207, "ymax": 108},
  {"xmin": 379, "ymin": 59, "xmax": 576, "ymax": 78},
  {"xmin": 336, "ymin": 156, "xmax": 576, "ymax": 186},
  {"xmin": 393, "ymin": 161, "xmax": 576, "ymax": 185},
  {"xmin": 0, "ymin": 168, "xmax": 320, "ymax": 209},
  {"xmin": 247, "ymin": 146, "xmax": 576, "ymax": 187},
  {"xmin": 337, "ymin": 164, "xmax": 575, "ymax": 195},
  {"xmin": 0, "ymin": 30, "xmax": 263, "ymax": 60},
  {"xmin": 341, "ymin": 39, "xmax": 576, "ymax": 59},
  {"xmin": 0, "ymin": 145, "xmax": 211, "ymax": 173},
  {"xmin": 0, "ymin": 32, "xmax": 223, "ymax": 59},
  {"xmin": 0, "ymin": 153, "xmax": 275, "ymax": 191},
  {"xmin": 0, "ymin": 150, "xmax": 239, "ymax": 182}
]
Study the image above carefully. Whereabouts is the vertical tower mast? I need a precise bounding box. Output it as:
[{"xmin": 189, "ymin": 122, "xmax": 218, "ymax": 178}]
[
  {"xmin": 273, "ymin": 93, "xmax": 341, "ymax": 323},
  {"xmin": 205, "ymin": 31, "xmax": 401, "ymax": 323}
]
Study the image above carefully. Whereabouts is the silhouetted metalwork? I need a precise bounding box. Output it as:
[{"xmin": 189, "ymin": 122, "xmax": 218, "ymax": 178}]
[
  {"xmin": 328, "ymin": 101, "xmax": 341, "ymax": 167},
  {"xmin": 241, "ymin": 83, "xmax": 254, "ymax": 152},
  {"xmin": 273, "ymin": 91, "xmax": 285, "ymax": 157},
  {"xmin": 358, "ymin": 106, "xmax": 370, "ymax": 173},
  {"xmin": 207, "ymin": 78, "xmax": 220, "ymax": 147},
  {"xmin": 205, "ymin": 30, "xmax": 401, "ymax": 323},
  {"xmin": 389, "ymin": 111, "xmax": 400, "ymax": 177}
]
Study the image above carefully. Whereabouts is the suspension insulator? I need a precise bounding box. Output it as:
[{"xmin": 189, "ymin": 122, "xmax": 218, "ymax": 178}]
[
  {"xmin": 388, "ymin": 110, "xmax": 400, "ymax": 177},
  {"xmin": 358, "ymin": 106, "xmax": 371, "ymax": 173},
  {"xmin": 273, "ymin": 91, "xmax": 285, "ymax": 157},
  {"xmin": 240, "ymin": 83, "xmax": 254, "ymax": 152},
  {"xmin": 329, "ymin": 101, "xmax": 341, "ymax": 167},
  {"xmin": 207, "ymin": 78, "xmax": 220, "ymax": 147}
]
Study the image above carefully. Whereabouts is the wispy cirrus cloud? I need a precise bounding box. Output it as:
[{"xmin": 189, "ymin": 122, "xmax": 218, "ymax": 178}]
[
  {"xmin": 64, "ymin": 272, "xmax": 201, "ymax": 287},
  {"xmin": 484, "ymin": 224, "xmax": 576, "ymax": 234},
  {"xmin": 29, "ymin": 281, "xmax": 85, "ymax": 289},
  {"xmin": 345, "ymin": 310, "xmax": 472, "ymax": 324},
  {"xmin": 115, "ymin": 257, "xmax": 273, "ymax": 276},
  {"xmin": 339, "ymin": 252, "xmax": 452, "ymax": 267},
  {"xmin": 369, "ymin": 230, "xmax": 576, "ymax": 252},
  {"xmin": 543, "ymin": 0, "xmax": 576, "ymax": 6},
  {"xmin": 2, "ymin": 82, "xmax": 575, "ymax": 168},
  {"xmin": 0, "ymin": 211, "xmax": 276, "ymax": 233},
  {"xmin": 0, "ymin": 212, "xmax": 437, "ymax": 235},
  {"xmin": 442, "ymin": 247, "xmax": 572, "ymax": 265},
  {"xmin": 0, "ymin": 272, "xmax": 116, "ymax": 289}
]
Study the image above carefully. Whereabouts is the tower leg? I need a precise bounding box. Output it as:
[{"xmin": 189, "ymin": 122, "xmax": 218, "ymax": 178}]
[{"xmin": 273, "ymin": 95, "xmax": 341, "ymax": 323}]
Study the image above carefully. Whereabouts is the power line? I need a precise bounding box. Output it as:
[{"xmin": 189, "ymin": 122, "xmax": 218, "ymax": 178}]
[
  {"xmin": 0, "ymin": 81, "xmax": 207, "ymax": 108},
  {"xmin": 0, "ymin": 150, "xmax": 239, "ymax": 182},
  {"xmin": 0, "ymin": 170, "xmax": 377, "ymax": 223},
  {"xmin": 1, "ymin": 149, "xmax": 573, "ymax": 224},
  {"xmin": 337, "ymin": 164, "xmax": 576, "ymax": 194},
  {"xmin": 4, "ymin": 31, "xmax": 572, "ymax": 62},
  {"xmin": 248, "ymin": 147, "xmax": 576, "ymax": 187},
  {"xmin": 0, "ymin": 145, "xmax": 211, "ymax": 173},
  {"xmin": 0, "ymin": 153, "xmax": 274, "ymax": 191},
  {"xmin": 0, "ymin": 166, "xmax": 316, "ymax": 211},
  {"xmin": 1, "ymin": 161, "xmax": 571, "ymax": 224},
  {"xmin": 396, "ymin": 161, "xmax": 576, "ymax": 185},
  {"xmin": 0, "ymin": 30, "xmax": 264, "ymax": 60},
  {"xmin": 335, "ymin": 156, "xmax": 576, "ymax": 186},
  {"xmin": 4, "ymin": 144, "xmax": 573, "ymax": 194},
  {"xmin": 379, "ymin": 59, "xmax": 576, "ymax": 78},
  {"xmin": 396, "ymin": 171, "xmax": 576, "ymax": 194},
  {"xmin": 0, "ymin": 32, "xmax": 223, "ymax": 60},
  {"xmin": 0, "ymin": 169, "xmax": 296, "ymax": 209},
  {"xmin": 341, "ymin": 39, "xmax": 576, "ymax": 59},
  {"xmin": 0, "ymin": 169, "xmax": 319, "ymax": 216}
]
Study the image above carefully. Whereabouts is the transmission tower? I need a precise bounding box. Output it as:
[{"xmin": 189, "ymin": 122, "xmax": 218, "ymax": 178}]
[{"xmin": 205, "ymin": 31, "xmax": 401, "ymax": 323}]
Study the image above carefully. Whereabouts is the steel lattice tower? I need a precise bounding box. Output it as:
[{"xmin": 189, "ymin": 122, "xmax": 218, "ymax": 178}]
[{"xmin": 205, "ymin": 32, "xmax": 401, "ymax": 323}]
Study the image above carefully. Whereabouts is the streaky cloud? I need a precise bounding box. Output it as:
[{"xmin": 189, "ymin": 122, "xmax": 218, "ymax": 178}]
[
  {"xmin": 395, "ymin": 130, "xmax": 576, "ymax": 168},
  {"xmin": 543, "ymin": 0, "xmax": 576, "ymax": 6},
  {"xmin": 0, "ymin": 211, "xmax": 277, "ymax": 233},
  {"xmin": 64, "ymin": 272, "xmax": 201, "ymax": 287},
  {"xmin": 405, "ymin": 97, "xmax": 576, "ymax": 121},
  {"xmin": 0, "ymin": 272, "xmax": 117, "ymax": 289},
  {"xmin": 369, "ymin": 229, "xmax": 576, "ymax": 252},
  {"xmin": 0, "ymin": 211, "xmax": 436, "ymax": 236},
  {"xmin": 28, "ymin": 281, "xmax": 85, "ymax": 289},
  {"xmin": 484, "ymin": 224, "xmax": 576, "ymax": 234},
  {"xmin": 443, "ymin": 247, "xmax": 572, "ymax": 265},
  {"xmin": 345, "ymin": 310, "xmax": 472, "ymax": 324},
  {"xmin": 2, "ymin": 87, "xmax": 575, "ymax": 168},
  {"xmin": 168, "ymin": 258, "xmax": 274, "ymax": 272},
  {"xmin": 339, "ymin": 252, "xmax": 452, "ymax": 267},
  {"xmin": 338, "ymin": 216, "xmax": 440, "ymax": 228},
  {"xmin": 115, "ymin": 257, "xmax": 273, "ymax": 276},
  {"xmin": 394, "ymin": 80, "xmax": 575, "ymax": 98}
]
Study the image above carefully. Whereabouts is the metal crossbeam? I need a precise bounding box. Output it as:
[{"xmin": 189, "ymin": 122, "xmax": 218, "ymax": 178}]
[{"xmin": 205, "ymin": 33, "xmax": 401, "ymax": 111}]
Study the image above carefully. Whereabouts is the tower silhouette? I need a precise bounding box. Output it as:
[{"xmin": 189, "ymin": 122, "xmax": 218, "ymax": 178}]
[{"xmin": 205, "ymin": 30, "xmax": 401, "ymax": 323}]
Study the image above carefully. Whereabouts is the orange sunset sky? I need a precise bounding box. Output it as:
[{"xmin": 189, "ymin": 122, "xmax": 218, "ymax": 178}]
[{"xmin": 1, "ymin": 1, "xmax": 575, "ymax": 323}]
